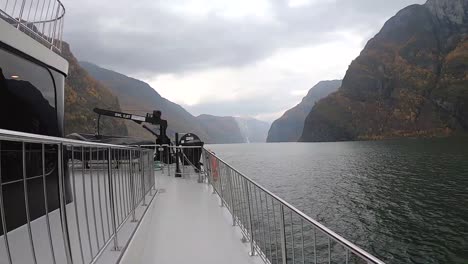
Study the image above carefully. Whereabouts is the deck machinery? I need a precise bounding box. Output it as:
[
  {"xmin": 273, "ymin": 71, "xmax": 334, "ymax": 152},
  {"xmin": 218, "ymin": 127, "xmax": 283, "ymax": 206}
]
[{"xmin": 92, "ymin": 108, "xmax": 204, "ymax": 176}]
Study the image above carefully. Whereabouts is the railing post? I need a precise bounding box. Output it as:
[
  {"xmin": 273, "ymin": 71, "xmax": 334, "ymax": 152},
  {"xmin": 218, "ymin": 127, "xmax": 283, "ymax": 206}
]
[
  {"xmin": 197, "ymin": 147, "xmax": 203, "ymax": 183},
  {"xmin": 107, "ymin": 147, "xmax": 120, "ymax": 251},
  {"xmin": 279, "ymin": 205, "xmax": 287, "ymax": 264},
  {"xmin": 50, "ymin": 5, "xmax": 60, "ymax": 47},
  {"xmin": 151, "ymin": 151, "xmax": 156, "ymax": 192},
  {"xmin": 227, "ymin": 168, "xmax": 236, "ymax": 226},
  {"xmin": 205, "ymin": 151, "xmax": 213, "ymax": 187},
  {"xmin": 0, "ymin": 142, "xmax": 13, "ymax": 264},
  {"xmin": 147, "ymin": 150, "xmax": 152, "ymax": 196},
  {"xmin": 17, "ymin": 0, "xmax": 26, "ymax": 28},
  {"xmin": 210, "ymin": 153, "xmax": 216, "ymax": 194},
  {"xmin": 139, "ymin": 147, "xmax": 147, "ymax": 206},
  {"xmin": 219, "ymin": 161, "xmax": 224, "ymax": 207},
  {"xmin": 166, "ymin": 145, "xmax": 170, "ymax": 177},
  {"xmin": 129, "ymin": 150, "xmax": 137, "ymax": 222},
  {"xmin": 244, "ymin": 179, "xmax": 255, "ymax": 256},
  {"xmin": 57, "ymin": 143, "xmax": 74, "ymax": 263}
]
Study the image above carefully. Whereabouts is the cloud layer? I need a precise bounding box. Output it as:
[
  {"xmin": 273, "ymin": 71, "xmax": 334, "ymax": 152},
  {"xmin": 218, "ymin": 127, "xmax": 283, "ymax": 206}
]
[{"xmin": 63, "ymin": 0, "xmax": 426, "ymax": 121}]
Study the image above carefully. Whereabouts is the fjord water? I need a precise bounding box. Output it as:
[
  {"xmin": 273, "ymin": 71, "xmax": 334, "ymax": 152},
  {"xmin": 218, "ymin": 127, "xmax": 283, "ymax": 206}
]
[{"xmin": 208, "ymin": 138, "xmax": 468, "ymax": 264}]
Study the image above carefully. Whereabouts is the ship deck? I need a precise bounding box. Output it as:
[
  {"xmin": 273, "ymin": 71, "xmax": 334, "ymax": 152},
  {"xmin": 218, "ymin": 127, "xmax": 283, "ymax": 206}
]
[{"xmin": 121, "ymin": 170, "xmax": 263, "ymax": 264}]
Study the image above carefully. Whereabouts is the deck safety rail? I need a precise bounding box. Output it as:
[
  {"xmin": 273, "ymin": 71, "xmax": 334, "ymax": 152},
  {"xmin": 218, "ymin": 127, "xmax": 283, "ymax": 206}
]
[
  {"xmin": 0, "ymin": 129, "xmax": 156, "ymax": 264},
  {"xmin": 0, "ymin": 0, "xmax": 65, "ymax": 52},
  {"xmin": 203, "ymin": 148, "xmax": 385, "ymax": 264},
  {"xmin": 146, "ymin": 144, "xmax": 204, "ymax": 182}
]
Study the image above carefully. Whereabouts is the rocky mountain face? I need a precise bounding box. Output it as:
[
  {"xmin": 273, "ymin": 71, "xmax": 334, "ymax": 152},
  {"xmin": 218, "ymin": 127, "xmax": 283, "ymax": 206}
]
[
  {"xmin": 235, "ymin": 117, "xmax": 270, "ymax": 143},
  {"xmin": 267, "ymin": 80, "xmax": 341, "ymax": 142},
  {"xmin": 301, "ymin": 0, "xmax": 468, "ymax": 142},
  {"xmin": 80, "ymin": 62, "xmax": 268, "ymax": 144},
  {"xmin": 196, "ymin": 115, "xmax": 245, "ymax": 144},
  {"xmin": 63, "ymin": 43, "xmax": 127, "ymax": 136},
  {"xmin": 81, "ymin": 62, "xmax": 211, "ymax": 141}
]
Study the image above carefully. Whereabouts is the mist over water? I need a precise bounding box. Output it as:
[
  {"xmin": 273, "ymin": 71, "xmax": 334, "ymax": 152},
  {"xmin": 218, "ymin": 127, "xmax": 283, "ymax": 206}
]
[{"xmin": 208, "ymin": 138, "xmax": 468, "ymax": 264}]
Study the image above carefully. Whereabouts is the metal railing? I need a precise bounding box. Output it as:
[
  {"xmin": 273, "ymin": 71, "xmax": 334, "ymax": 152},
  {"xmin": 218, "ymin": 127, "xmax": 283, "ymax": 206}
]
[
  {"xmin": 0, "ymin": 0, "xmax": 65, "ymax": 52},
  {"xmin": 146, "ymin": 144, "xmax": 204, "ymax": 182},
  {"xmin": 203, "ymin": 148, "xmax": 385, "ymax": 264},
  {"xmin": 0, "ymin": 129, "xmax": 156, "ymax": 264}
]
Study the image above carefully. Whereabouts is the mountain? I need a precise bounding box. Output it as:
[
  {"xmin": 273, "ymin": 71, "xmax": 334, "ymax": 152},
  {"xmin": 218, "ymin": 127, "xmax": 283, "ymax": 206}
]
[
  {"xmin": 196, "ymin": 115, "xmax": 245, "ymax": 144},
  {"xmin": 80, "ymin": 62, "xmax": 211, "ymax": 141},
  {"xmin": 235, "ymin": 117, "xmax": 270, "ymax": 143},
  {"xmin": 267, "ymin": 80, "xmax": 341, "ymax": 142},
  {"xmin": 301, "ymin": 0, "xmax": 468, "ymax": 142},
  {"xmin": 80, "ymin": 62, "xmax": 271, "ymax": 144},
  {"xmin": 62, "ymin": 43, "xmax": 127, "ymax": 136}
]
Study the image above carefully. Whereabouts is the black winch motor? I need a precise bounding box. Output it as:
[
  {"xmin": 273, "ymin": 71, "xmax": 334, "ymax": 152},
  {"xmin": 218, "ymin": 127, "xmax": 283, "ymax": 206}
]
[{"xmin": 179, "ymin": 133, "xmax": 204, "ymax": 170}]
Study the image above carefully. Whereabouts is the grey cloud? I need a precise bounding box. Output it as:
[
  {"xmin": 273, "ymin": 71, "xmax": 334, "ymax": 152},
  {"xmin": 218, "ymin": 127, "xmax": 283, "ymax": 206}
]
[{"xmin": 63, "ymin": 0, "xmax": 425, "ymax": 76}]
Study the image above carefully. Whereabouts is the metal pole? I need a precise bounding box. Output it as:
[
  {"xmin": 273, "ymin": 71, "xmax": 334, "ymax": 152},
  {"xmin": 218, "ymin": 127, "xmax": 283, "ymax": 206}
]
[
  {"xmin": 43, "ymin": 144, "xmax": 57, "ymax": 264},
  {"xmin": 313, "ymin": 228, "xmax": 317, "ymax": 264},
  {"xmin": 89, "ymin": 148, "xmax": 100, "ymax": 248},
  {"xmin": 107, "ymin": 147, "xmax": 120, "ymax": 251},
  {"xmin": 197, "ymin": 147, "xmax": 202, "ymax": 183},
  {"xmin": 129, "ymin": 150, "xmax": 137, "ymax": 222},
  {"xmin": 291, "ymin": 211, "xmax": 295, "ymax": 264},
  {"xmin": 16, "ymin": 0, "xmax": 26, "ymax": 28},
  {"xmin": 279, "ymin": 205, "xmax": 287, "ymax": 264},
  {"xmin": 81, "ymin": 147, "xmax": 93, "ymax": 257},
  {"xmin": 70, "ymin": 146, "xmax": 85, "ymax": 264},
  {"xmin": 266, "ymin": 194, "xmax": 273, "ymax": 261},
  {"xmin": 0, "ymin": 142, "xmax": 13, "ymax": 264},
  {"xmin": 200, "ymin": 148, "xmax": 206, "ymax": 183},
  {"xmin": 166, "ymin": 145, "xmax": 170, "ymax": 177},
  {"xmin": 175, "ymin": 133, "xmax": 181, "ymax": 177},
  {"xmin": 103, "ymin": 150, "xmax": 112, "ymax": 237},
  {"xmin": 57, "ymin": 143, "xmax": 74, "ymax": 263},
  {"xmin": 272, "ymin": 199, "xmax": 280, "ymax": 263},
  {"xmin": 219, "ymin": 161, "xmax": 224, "ymax": 207},
  {"xmin": 227, "ymin": 167, "xmax": 236, "ymax": 226},
  {"xmin": 301, "ymin": 219, "xmax": 305, "ymax": 264},
  {"xmin": 140, "ymin": 147, "xmax": 147, "ymax": 206},
  {"xmin": 244, "ymin": 179, "xmax": 255, "ymax": 256}
]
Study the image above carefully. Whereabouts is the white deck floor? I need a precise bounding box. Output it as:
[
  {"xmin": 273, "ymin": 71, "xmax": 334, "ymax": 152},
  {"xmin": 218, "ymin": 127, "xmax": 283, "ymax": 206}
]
[
  {"xmin": 0, "ymin": 168, "xmax": 265, "ymax": 264},
  {"xmin": 122, "ymin": 171, "xmax": 264, "ymax": 264}
]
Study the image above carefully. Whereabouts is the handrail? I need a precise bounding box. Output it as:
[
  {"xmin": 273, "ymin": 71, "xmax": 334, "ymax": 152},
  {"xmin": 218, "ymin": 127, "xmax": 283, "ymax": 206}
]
[
  {"xmin": 0, "ymin": 129, "xmax": 156, "ymax": 264},
  {"xmin": 0, "ymin": 0, "xmax": 66, "ymax": 52},
  {"xmin": 203, "ymin": 147, "xmax": 385, "ymax": 264},
  {"xmin": 0, "ymin": 128, "xmax": 142, "ymax": 149}
]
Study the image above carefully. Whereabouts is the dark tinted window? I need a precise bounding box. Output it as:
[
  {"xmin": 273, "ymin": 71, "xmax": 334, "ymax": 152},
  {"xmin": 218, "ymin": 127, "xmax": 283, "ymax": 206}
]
[
  {"xmin": 0, "ymin": 47, "xmax": 58, "ymax": 136},
  {"xmin": 51, "ymin": 69, "xmax": 65, "ymax": 136}
]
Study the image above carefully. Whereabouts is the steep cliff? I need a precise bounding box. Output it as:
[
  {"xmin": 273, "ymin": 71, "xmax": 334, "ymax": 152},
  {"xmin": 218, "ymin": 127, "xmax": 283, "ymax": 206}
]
[
  {"xmin": 301, "ymin": 0, "xmax": 468, "ymax": 142},
  {"xmin": 267, "ymin": 80, "xmax": 341, "ymax": 142},
  {"xmin": 63, "ymin": 43, "xmax": 127, "ymax": 136},
  {"xmin": 235, "ymin": 117, "xmax": 270, "ymax": 143},
  {"xmin": 81, "ymin": 62, "xmax": 211, "ymax": 141},
  {"xmin": 196, "ymin": 115, "xmax": 245, "ymax": 144}
]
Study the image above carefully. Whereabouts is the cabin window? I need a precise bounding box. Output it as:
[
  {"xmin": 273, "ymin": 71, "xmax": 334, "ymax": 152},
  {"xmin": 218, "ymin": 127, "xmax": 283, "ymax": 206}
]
[
  {"xmin": 0, "ymin": 47, "xmax": 60, "ymax": 183},
  {"xmin": 0, "ymin": 47, "xmax": 58, "ymax": 136}
]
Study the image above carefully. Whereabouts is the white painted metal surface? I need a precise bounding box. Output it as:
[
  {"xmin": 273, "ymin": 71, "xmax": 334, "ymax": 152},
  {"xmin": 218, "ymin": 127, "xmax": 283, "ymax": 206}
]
[{"xmin": 0, "ymin": 17, "xmax": 68, "ymax": 74}]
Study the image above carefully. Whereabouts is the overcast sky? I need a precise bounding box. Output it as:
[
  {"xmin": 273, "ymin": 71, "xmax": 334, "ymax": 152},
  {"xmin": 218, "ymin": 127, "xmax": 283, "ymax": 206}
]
[{"xmin": 63, "ymin": 0, "xmax": 425, "ymax": 122}]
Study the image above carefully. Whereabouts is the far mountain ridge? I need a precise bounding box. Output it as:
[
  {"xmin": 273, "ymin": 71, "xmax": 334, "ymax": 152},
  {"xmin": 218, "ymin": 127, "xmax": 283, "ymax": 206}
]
[
  {"xmin": 81, "ymin": 62, "xmax": 212, "ymax": 141},
  {"xmin": 80, "ymin": 62, "xmax": 268, "ymax": 143},
  {"xmin": 196, "ymin": 114, "xmax": 245, "ymax": 144},
  {"xmin": 267, "ymin": 80, "xmax": 341, "ymax": 142}
]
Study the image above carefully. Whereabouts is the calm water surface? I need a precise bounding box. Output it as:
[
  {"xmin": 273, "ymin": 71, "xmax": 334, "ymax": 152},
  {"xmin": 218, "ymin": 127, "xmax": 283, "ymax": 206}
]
[{"xmin": 208, "ymin": 138, "xmax": 468, "ymax": 264}]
